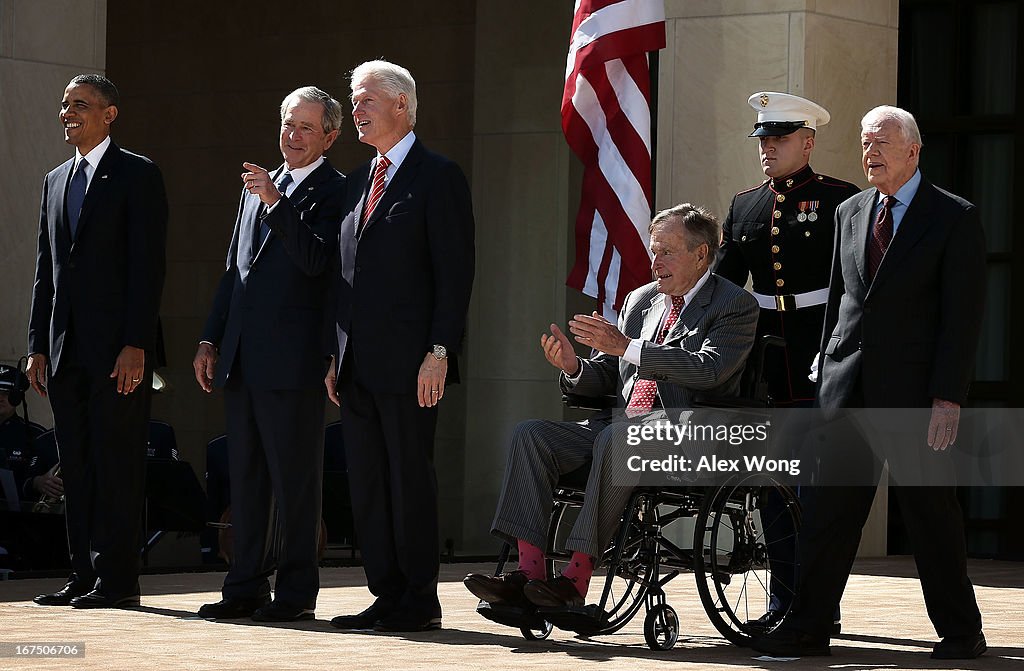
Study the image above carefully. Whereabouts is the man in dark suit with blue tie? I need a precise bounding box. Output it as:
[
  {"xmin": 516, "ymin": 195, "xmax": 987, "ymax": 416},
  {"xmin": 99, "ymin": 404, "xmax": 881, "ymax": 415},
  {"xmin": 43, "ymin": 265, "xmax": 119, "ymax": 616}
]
[
  {"xmin": 27, "ymin": 74, "xmax": 167, "ymax": 609},
  {"xmin": 752, "ymin": 106, "xmax": 988, "ymax": 659},
  {"xmin": 193, "ymin": 86, "xmax": 346, "ymax": 622},
  {"xmin": 326, "ymin": 60, "xmax": 475, "ymax": 633}
]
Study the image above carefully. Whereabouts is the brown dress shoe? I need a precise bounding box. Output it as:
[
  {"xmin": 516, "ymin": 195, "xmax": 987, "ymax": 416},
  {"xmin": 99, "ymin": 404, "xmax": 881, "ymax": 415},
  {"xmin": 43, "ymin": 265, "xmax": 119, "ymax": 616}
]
[
  {"xmin": 463, "ymin": 571, "xmax": 530, "ymax": 606},
  {"xmin": 523, "ymin": 576, "xmax": 585, "ymax": 608}
]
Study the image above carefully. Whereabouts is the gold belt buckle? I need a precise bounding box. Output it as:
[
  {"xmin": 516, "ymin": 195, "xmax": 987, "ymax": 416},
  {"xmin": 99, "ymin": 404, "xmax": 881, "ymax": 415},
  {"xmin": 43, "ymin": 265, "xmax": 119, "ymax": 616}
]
[{"xmin": 775, "ymin": 294, "xmax": 796, "ymax": 311}]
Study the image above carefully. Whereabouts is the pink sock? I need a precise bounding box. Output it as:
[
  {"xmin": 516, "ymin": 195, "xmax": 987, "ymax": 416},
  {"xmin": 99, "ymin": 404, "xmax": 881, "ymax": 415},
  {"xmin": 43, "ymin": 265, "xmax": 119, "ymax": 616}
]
[
  {"xmin": 516, "ymin": 540, "xmax": 547, "ymax": 581},
  {"xmin": 561, "ymin": 551, "xmax": 596, "ymax": 598}
]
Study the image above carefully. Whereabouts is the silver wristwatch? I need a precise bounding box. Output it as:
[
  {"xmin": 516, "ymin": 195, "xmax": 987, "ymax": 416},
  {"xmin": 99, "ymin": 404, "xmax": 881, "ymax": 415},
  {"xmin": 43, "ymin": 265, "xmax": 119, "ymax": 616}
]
[{"xmin": 431, "ymin": 344, "xmax": 448, "ymax": 361}]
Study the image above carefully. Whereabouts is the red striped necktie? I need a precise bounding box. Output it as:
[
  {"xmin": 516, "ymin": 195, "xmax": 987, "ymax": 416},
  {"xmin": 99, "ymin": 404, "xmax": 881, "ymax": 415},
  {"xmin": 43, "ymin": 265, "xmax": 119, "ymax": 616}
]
[
  {"xmin": 362, "ymin": 154, "xmax": 392, "ymax": 223},
  {"xmin": 626, "ymin": 295, "xmax": 685, "ymax": 415}
]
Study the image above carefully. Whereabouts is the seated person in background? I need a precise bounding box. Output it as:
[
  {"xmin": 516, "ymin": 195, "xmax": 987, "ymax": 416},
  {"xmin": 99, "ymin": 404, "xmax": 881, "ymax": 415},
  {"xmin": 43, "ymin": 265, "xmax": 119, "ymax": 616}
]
[
  {"xmin": 0, "ymin": 364, "xmax": 46, "ymax": 501},
  {"xmin": 464, "ymin": 204, "xmax": 759, "ymax": 609},
  {"xmin": 24, "ymin": 430, "xmax": 61, "ymax": 503}
]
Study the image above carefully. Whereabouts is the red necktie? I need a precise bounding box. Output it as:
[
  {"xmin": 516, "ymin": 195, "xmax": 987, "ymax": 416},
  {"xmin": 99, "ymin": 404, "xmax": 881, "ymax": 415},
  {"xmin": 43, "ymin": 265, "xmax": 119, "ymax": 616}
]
[
  {"xmin": 362, "ymin": 155, "xmax": 392, "ymax": 223},
  {"xmin": 867, "ymin": 195, "xmax": 894, "ymax": 281},
  {"xmin": 626, "ymin": 295, "xmax": 685, "ymax": 415}
]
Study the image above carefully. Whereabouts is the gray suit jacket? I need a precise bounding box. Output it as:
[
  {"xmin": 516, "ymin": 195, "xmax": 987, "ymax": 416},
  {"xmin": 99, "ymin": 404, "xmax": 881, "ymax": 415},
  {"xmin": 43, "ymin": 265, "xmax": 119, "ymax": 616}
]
[
  {"xmin": 562, "ymin": 274, "xmax": 760, "ymax": 408},
  {"xmin": 817, "ymin": 180, "xmax": 987, "ymax": 409}
]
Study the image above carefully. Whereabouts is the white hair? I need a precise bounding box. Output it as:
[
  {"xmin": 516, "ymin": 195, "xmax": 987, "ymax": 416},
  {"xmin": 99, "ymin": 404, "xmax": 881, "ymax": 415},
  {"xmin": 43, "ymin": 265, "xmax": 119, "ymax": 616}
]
[
  {"xmin": 350, "ymin": 60, "xmax": 418, "ymax": 127},
  {"xmin": 861, "ymin": 105, "xmax": 923, "ymax": 146}
]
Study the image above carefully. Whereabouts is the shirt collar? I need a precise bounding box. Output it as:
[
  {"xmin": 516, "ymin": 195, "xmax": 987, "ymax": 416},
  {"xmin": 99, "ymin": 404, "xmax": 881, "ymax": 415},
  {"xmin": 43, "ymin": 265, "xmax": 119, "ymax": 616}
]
[
  {"xmin": 282, "ymin": 155, "xmax": 324, "ymax": 189},
  {"xmin": 380, "ymin": 130, "xmax": 416, "ymax": 170},
  {"xmin": 878, "ymin": 168, "xmax": 922, "ymax": 207},
  {"xmin": 662, "ymin": 268, "xmax": 712, "ymax": 309},
  {"xmin": 75, "ymin": 135, "xmax": 111, "ymax": 171}
]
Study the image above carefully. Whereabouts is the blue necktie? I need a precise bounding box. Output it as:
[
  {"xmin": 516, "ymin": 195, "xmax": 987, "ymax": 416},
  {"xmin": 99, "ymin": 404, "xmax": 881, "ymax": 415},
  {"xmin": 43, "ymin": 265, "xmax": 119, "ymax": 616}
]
[
  {"xmin": 67, "ymin": 159, "xmax": 88, "ymax": 240},
  {"xmin": 256, "ymin": 171, "xmax": 293, "ymax": 251}
]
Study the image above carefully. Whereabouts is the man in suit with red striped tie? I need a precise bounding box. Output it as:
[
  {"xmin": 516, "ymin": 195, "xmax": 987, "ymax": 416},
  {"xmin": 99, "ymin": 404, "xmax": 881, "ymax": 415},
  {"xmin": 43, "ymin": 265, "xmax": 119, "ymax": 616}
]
[{"xmin": 326, "ymin": 60, "xmax": 475, "ymax": 633}]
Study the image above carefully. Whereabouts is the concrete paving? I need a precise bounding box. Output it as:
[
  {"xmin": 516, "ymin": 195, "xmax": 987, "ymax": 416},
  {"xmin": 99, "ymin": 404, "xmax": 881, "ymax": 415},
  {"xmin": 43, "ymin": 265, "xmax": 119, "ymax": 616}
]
[{"xmin": 0, "ymin": 557, "xmax": 1020, "ymax": 670}]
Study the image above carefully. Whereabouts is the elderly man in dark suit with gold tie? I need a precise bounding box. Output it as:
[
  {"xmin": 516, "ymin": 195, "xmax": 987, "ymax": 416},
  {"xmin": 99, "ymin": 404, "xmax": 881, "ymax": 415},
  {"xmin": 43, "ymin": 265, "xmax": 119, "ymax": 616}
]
[
  {"xmin": 193, "ymin": 86, "xmax": 346, "ymax": 623},
  {"xmin": 27, "ymin": 74, "xmax": 167, "ymax": 609},
  {"xmin": 752, "ymin": 106, "xmax": 988, "ymax": 660}
]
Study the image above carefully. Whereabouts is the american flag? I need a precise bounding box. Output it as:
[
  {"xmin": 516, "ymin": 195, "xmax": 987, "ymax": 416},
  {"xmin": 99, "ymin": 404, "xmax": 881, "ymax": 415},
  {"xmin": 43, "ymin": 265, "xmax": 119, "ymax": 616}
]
[{"xmin": 563, "ymin": 0, "xmax": 665, "ymax": 319}]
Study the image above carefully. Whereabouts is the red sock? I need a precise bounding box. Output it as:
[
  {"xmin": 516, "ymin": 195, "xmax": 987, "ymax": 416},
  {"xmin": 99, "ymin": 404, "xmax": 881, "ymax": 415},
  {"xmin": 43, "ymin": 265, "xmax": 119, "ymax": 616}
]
[
  {"xmin": 516, "ymin": 540, "xmax": 547, "ymax": 581},
  {"xmin": 561, "ymin": 552, "xmax": 596, "ymax": 598}
]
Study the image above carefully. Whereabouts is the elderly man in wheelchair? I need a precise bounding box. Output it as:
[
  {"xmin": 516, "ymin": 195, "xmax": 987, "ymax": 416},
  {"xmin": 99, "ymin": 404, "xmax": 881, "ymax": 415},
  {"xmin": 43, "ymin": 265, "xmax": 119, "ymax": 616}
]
[{"xmin": 465, "ymin": 204, "xmax": 767, "ymax": 645}]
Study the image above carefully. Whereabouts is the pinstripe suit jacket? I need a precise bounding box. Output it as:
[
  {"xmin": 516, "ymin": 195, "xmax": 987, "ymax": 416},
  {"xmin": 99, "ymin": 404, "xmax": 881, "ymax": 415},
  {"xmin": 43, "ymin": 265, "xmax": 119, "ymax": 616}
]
[{"xmin": 562, "ymin": 275, "xmax": 760, "ymax": 408}]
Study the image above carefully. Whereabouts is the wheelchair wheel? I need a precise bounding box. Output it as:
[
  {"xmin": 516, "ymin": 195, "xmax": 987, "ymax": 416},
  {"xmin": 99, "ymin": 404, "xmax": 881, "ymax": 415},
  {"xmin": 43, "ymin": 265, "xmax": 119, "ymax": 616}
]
[
  {"xmin": 520, "ymin": 621, "xmax": 553, "ymax": 640},
  {"xmin": 692, "ymin": 475, "xmax": 801, "ymax": 647},
  {"xmin": 643, "ymin": 603, "xmax": 679, "ymax": 650},
  {"xmin": 544, "ymin": 492, "xmax": 654, "ymax": 635}
]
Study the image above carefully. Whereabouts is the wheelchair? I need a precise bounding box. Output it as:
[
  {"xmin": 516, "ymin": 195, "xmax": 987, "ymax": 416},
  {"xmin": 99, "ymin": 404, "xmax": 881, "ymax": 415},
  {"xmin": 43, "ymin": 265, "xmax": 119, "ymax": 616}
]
[{"xmin": 475, "ymin": 336, "xmax": 802, "ymax": 650}]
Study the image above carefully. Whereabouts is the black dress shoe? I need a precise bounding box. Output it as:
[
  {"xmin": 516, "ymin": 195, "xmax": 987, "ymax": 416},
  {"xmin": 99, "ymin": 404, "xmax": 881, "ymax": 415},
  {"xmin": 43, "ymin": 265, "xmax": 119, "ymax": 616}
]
[
  {"xmin": 523, "ymin": 576, "xmax": 585, "ymax": 609},
  {"xmin": 330, "ymin": 599, "xmax": 396, "ymax": 630},
  {"xmin": 745, "ymin": 609, "xmax": 783, "ymax": 634},
  {"xmin": 70, "ymin": 589, "xmax": 141, "ymax": 609},
  {"xmin": 198, "ymin": 596, "xmax": 271, "ymax": 619},
  {"xmin": 932, "ymin": 632, "xmax": 987, "ymax": 659},
  {"xmin": 251, "ymin": 600, "xmax": 315, "ymax": 622},
  {"xmin": 33, "ymin": 582, "xmax": 93, "ymax": 606},
  {"xmin": 373, "ymin": 613, "xmax": 442, "ymax": 632},
  {"xmin": 751, "ymin": 627, "xmax": 831, "ymax": 657},
  {"xmin": 464, "ymin": 570, "xmax": 530, "ymax": 606}
]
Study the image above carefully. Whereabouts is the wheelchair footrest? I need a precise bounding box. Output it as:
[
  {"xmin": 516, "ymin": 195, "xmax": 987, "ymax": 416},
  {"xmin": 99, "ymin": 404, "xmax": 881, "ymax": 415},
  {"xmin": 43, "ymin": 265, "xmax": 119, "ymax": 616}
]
[
  {"xmin": 537, "ymin": 605, "xmax": 607, "ymax": 635},
  {"xmin": 476, "ymin": 601, "xmax": 550, "ymax": 631}
]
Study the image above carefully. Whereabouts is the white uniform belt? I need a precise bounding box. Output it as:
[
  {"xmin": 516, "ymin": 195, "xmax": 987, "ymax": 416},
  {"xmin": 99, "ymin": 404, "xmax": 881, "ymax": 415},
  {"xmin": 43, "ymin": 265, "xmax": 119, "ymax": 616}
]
[{"xmin": 751, "ymin": 288, "xmax": 829, "ymax": 311}]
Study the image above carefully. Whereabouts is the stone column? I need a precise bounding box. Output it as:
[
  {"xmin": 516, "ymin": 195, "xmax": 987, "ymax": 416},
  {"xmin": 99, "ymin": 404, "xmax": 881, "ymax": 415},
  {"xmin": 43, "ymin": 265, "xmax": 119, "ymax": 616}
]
[
  {"xmin": 0, "ymin": 0, "xmax": 108, "ymax": 428},
  {"xmin": 460, "ymin": 1, "xmax": 576, "ymax": 553}
]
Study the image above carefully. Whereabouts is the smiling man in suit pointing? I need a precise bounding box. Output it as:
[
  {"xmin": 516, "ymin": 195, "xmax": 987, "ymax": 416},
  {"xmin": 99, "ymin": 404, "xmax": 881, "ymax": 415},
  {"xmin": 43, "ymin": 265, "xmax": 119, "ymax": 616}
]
[
  {"xmin": 194, "ymin": 86, "xmax": 345, "ymax": 623},
  {"xmin": 28, "ymin": 74, "xmax": 167, "ymax": 609}
]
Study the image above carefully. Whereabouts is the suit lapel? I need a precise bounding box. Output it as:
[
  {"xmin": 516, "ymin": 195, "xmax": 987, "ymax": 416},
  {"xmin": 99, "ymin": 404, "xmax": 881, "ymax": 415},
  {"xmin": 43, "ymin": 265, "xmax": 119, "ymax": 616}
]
[
  {"xmin": 359, "ymin": 139, "xmax": 424, "ymax": 237},
  {"xmin": 54, "ymin": 159, "xmax": 74, "ymax": 254},
  {"xmin": 666, "ymin": 275, "xmax": 714, "ymax": 343},
  {"xmin": 850, "ymin": 191, "xmax": 874, "ymax": 289},
  {"xmin": 640, "ymin": 295, "xmax": 664, "ymax": 342},
  {"xmin": 73, "ymin": 143, "xmax": 120, "ymax": 244},
  {"xmin": 870, "ymin": 181, "xmax": 935, "ymax": 291}
]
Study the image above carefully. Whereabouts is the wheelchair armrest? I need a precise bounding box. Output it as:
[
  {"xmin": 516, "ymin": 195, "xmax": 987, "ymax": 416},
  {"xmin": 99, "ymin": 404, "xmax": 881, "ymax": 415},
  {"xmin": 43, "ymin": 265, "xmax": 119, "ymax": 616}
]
[{"xmin": 562, "ymin": 393, "xmax": 618, "ymax": 411}]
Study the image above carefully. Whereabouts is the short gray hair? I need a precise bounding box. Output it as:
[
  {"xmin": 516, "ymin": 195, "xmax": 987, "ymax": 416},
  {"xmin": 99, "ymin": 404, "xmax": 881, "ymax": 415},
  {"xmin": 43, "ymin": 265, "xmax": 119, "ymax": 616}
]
[
  {"xmin": 649, "ymin": 203, "xmax": 721, "ymax": 260},
  {"xmin": 280, "ymin": 86, "xmax": 343, "ymax": 135},
  {"xmin": 861, "ymin": 105, "xmax": 923, "ymax": 146},
  {"xmin": 350, "ymin": 60, "xmax": 418, "ymax": 127}
]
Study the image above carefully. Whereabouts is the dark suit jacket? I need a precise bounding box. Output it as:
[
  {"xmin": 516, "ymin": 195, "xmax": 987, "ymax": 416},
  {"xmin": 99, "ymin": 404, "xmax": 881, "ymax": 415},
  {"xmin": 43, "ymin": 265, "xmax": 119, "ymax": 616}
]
[
  {"xmin": 202, "ymin": 159, "xmax": 345, "ymax": 390},
  {"xmin": 335, "ymin": 139, "xmax": 475, "ymax": 393},
  {"xmin": 28, "ymin": 142, "xmax": 168, "ymax": 376},
  {"xmin": 817, "ymin": 179, "xmax": 987, "ymax": 409},
  {"xmin": 564, "ymin": 275, "xmax": 760, "ymax": 407}
]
